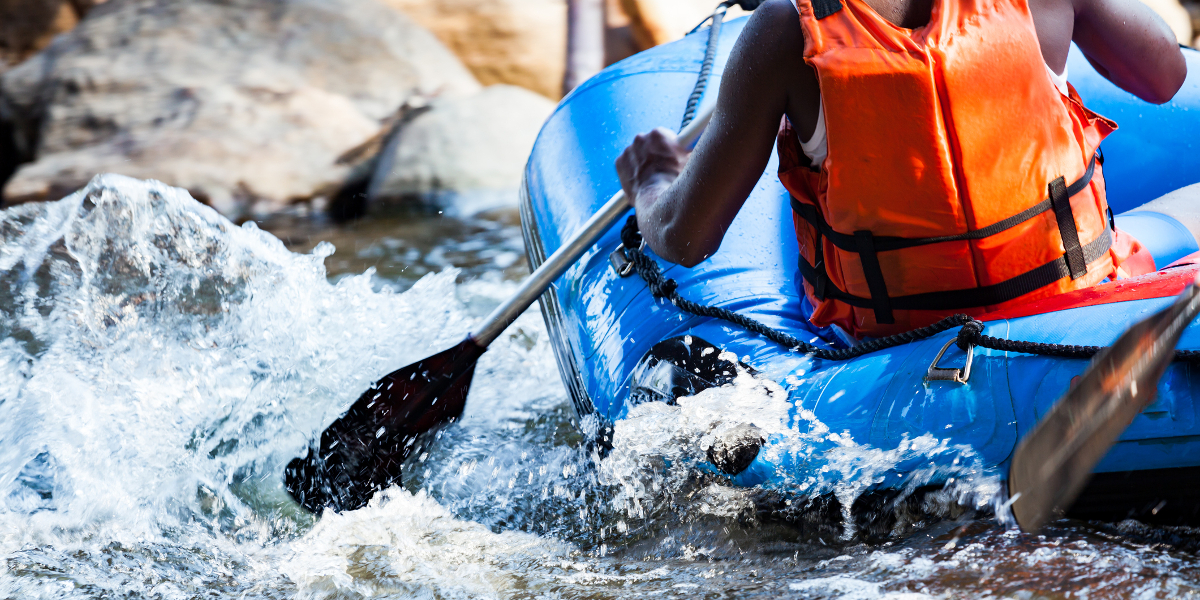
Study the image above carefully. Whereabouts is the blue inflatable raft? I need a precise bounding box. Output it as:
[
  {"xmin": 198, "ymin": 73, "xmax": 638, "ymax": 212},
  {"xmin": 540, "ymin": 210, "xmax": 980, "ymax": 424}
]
[{"xmin": 520, "ymin": 16, "xmax": 1200, "ymax": 524}]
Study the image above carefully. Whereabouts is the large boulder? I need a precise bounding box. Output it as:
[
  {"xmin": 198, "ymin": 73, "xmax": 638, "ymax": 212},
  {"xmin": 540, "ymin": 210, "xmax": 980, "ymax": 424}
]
[
  {"xmin": 367, "ymin": 85, "xmax": 555, "ymax": 211},
  {"xmin": 380, "ymin": 0, "xmax": 567, "ymax": 100},
  {"xmin": 0, "ymin": 0, "xmax": 480, "ymax": 218}
]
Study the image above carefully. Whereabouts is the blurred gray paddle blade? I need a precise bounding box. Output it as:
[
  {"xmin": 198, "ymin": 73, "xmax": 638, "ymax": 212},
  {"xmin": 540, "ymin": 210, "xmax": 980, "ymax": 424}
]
[{"xmin": 1008, "ymin": 276, "xmax": 1200, "ymax": 533}]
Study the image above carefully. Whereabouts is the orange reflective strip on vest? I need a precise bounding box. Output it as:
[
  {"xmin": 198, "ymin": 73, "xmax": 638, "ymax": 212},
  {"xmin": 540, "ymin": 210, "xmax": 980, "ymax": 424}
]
[{"xmin": 777, "ymin": 0, "xmax": 1152, "ymax": 338}]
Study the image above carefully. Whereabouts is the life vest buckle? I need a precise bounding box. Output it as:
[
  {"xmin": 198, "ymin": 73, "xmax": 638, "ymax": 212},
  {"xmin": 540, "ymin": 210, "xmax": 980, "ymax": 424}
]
[{"xmin": 926, "ymin": 338, "xmax": 974, "ymax": 384}]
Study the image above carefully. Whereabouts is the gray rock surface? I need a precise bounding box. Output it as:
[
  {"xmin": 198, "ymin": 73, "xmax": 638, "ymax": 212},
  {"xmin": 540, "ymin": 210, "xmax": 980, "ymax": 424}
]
[
  {"xmin": 0, "ymin": 0, "xmax": 480, "ymax": 217},
  {"xmin": 367, "ymin": 84, "xmax": 555, "ymax": 212}
]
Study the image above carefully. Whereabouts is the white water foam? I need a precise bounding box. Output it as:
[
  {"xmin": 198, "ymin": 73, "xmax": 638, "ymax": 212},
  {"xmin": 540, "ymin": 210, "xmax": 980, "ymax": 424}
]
[
  {"xmin": 285, "ymin": 489, "xmax": 572, "ymax": 599},
  {"xmin": 599, "ymin": 364, "xmax": 1003, "ymax": 539},
  {"xmin": 0, "ymin": 175, "xmax": 571, "ymax": 598},
  {"xmin": 1, "ymin": 175, "xmax": 474, "ymax": 526}
]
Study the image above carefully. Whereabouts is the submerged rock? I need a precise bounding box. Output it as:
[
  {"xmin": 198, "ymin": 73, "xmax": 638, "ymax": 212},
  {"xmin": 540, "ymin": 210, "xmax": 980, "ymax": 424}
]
[
  {"xmin": 367, "ymin": 85, "xmax": 555, "ymax": 211},
  {"xmin": 0, "ymin": 0, "xmax": 480, "ymax": 218}
]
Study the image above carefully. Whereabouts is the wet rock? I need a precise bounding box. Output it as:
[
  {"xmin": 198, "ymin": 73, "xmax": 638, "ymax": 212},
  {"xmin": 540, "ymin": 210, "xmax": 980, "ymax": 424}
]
[
  {"xmin": 1141, "ymin": 0, "xmax": 1194, "ymax": 45},
  {"xmin": 382, "ymin": 0, "xmax": 568, "ymax": 100},
  {"xmin": 0, "ymin": 0, "xmax": 480, "ymax": 218},
  {"xmin": 706, "ymin": 423, "xmax": 764, "ymax": 476},
  {"xmin": 367, "ymin": 85, "xmax": 554, "ymax": 211}
]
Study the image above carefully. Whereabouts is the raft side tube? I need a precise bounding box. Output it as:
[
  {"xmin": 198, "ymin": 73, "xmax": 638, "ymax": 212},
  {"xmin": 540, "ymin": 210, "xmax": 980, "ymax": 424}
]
[{"xmin": 521, "ymin": 18, "xmax": 1200, "ymax": 521}]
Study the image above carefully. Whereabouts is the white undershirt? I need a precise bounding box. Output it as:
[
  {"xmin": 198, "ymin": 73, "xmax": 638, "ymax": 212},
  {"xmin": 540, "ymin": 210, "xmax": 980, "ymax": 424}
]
[{"xmin": 790, "ymin": 0, "xmax": 1072, "ymax": 168}]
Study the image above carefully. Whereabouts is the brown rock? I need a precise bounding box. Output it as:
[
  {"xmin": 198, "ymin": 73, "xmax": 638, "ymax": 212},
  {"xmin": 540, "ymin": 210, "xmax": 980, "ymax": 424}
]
[
  {"xmin": 618, "ymin": 0, "xmax": 672, "ymax": 49},
  {"xmin": 381, "ymin": 0, "xmax": 568, "ymax": 100},
  {"xmin": 603, "ymin": 0, "xmax": 752, "ymax": 65},
  {"xmin": 0, "ymin": 0, "xmax": 480, "ymax": 218},
  {"xmin": 613, "ymin": 0, "xmax": 750, "ymax": 50},
  {"xmin": 379, "ymin": 0, "xmax": 746, "ymax": 99}
]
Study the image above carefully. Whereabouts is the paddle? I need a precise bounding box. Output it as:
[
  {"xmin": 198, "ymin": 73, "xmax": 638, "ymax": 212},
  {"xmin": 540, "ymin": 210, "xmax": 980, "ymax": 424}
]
[
  {"xmin": 284, "ymin": 106, "xmax": 717, "ymax": 513},
  {"xmin": 1007, "ymin": 272, "xmax": 1200, "ymax": 533}
]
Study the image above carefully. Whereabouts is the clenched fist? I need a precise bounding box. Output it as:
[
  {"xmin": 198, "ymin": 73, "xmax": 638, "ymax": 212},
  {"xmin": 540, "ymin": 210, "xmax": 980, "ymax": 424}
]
[{"xmin": 615, "ymin": 127, "xmax": 691, "ymax": 210}]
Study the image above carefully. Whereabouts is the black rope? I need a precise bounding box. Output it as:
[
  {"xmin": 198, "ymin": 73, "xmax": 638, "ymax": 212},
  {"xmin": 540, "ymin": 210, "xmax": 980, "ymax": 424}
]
[
  {"xmin": 619, "ymin": 216, "xmax": 1200, "ymax": 363},
  {"xmin": 683, "ymin": 0, "xmax": 771, "ymax": 124},
  {"xmin": 681, "ymin": 4, "xmax": 725, "ymax": 129}
]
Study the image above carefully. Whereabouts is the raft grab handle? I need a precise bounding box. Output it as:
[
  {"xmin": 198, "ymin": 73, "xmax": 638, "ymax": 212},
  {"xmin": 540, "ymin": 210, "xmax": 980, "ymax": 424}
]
[{"xmin": 926, "ymin": 338, "xmax": 974, "ymax": 384}]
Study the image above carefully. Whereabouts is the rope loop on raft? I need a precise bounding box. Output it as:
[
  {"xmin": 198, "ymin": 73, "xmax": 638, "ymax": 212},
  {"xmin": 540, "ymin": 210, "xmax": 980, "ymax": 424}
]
[{"xmin": 955, "ymin": 320, "xmax": 984, "ymax": 352}]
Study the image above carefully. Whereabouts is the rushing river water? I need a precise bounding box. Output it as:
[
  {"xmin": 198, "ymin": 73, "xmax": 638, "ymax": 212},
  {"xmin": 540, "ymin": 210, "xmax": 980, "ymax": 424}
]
[{"xmin": 2, "ymin": 175, "xmax": 1200, "ymax": 599}]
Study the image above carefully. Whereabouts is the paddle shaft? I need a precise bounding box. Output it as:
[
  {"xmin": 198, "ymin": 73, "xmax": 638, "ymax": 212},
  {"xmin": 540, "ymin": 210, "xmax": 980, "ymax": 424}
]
[{"xmin": 471, "ymin": 106, "xmax": 716, "ymax": 347}]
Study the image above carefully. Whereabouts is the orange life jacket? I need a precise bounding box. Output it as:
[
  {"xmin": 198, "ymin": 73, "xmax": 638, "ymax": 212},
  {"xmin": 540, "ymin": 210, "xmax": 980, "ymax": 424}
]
[{"xmin": 778, "ymin": 0, "xmax": 1153, "ymax": 338}]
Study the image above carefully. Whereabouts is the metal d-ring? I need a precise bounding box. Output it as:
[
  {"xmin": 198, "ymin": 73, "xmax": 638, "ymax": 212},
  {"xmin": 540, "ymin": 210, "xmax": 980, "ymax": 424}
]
[
  {"xmin": 926, "ymin": 338, "xmax": 974, "ymax": 384},
  {"xmin": 609, "ymin": 239, "xmax": 645, "ymax": 277}
]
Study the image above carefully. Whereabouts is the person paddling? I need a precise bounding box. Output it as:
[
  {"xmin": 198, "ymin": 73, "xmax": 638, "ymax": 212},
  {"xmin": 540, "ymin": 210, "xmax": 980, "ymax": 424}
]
[{"xmin": 616, "ymin": 0, "xmax": 1187, "ymax": 339}]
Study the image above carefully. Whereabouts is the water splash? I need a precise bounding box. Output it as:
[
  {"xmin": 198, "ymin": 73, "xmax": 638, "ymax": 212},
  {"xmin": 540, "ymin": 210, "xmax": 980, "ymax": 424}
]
[
  {"xmin": 0, "ymin": 175, "xmax": 484, "ymax": 530},
  {"xmin": 598, "ymin": 366, "xmax": 1003, "ymax": 542},
  {"xmin": 0, "ymin": 175, "xmax": 558, "ymax": 597},
  {"xmin": 285, "ymin": 488, "xmax": 573, "ymax": 599}
]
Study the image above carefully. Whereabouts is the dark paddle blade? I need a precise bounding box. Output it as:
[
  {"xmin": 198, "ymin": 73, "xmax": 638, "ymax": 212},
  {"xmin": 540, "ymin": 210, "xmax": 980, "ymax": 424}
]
[
  {"xmin": 1008, "ymin": 277, "xmax": 1200, "ymax": 533},
  {"xmin": 284, "ymin": 337, "xmax": 486, "ymax": 513}
]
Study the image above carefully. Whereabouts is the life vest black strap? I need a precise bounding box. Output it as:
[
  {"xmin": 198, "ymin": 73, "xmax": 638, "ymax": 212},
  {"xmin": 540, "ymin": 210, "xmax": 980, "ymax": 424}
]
[
  {"xmin": 1049, "ymin": 175, "xmax": 1088, "ymax": 279},
  {"xmin": 790, "ymin": 155, "xmax": 1097, "ymax": 254},
  {"xmin": 796, "ymin": 224, "xmax": 1113, "ymax": 312},
  {"xmin": 811, "ymin": 230, "xmax": 829, "ymax": 301},
  {"xmin": 854, "ymin": 230, "xmax": 894, "ymax": 324}
]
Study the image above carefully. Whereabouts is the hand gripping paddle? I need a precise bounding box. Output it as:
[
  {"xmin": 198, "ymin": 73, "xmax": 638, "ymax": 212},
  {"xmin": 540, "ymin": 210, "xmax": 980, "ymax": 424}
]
[
  {"xmin": 284, "ymin": 107, "xmax": 717, "ymax": 513},
  {"xmin": 1007, "ymin": 273, "xmax": 1200, "ymax": 533}
]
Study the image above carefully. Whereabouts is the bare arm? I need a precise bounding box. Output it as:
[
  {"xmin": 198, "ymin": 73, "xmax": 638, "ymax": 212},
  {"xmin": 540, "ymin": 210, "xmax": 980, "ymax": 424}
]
[
  {"xmin": 615, "ymin": 0, "xmax": 815, "ymax": 266},
  {"xmin": 1073, "ymin": 0, "xmax": 1186, "ymax": 104},
  {"xmin": 1032, "ymin": 0, "xmax": 1187, "ymax": 103}
]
